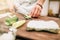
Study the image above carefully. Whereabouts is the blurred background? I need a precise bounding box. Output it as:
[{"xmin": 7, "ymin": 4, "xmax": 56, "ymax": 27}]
[
  {"xmin": 48, "ymin": 0, "xmax": 60, "ymax": 18},
  {"xmin": 0, "ymin": 0, "xmax": 60, "ymax": 18}
]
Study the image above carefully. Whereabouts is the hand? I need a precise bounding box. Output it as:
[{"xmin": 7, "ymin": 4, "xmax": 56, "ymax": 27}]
[
  {"xmin": 8, "ymin": 6, "xmax": 16, "ymax": 13},
  {"xmin": 29, "ymin": 5, "xmax": 42, "ymax": 18},
  {"xmin": 9, "ymin": 8, "xmax": 15, "ymax": 13}
]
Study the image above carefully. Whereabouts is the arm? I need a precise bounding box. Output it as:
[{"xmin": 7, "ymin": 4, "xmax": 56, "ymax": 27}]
[
  {"xmin": 6, "ymin": 0, "xmax": 15, "ymax": 13},
  {"xmin": 37, "ymin": 0, "xmax": 45, "ymax": 5},
  {"xmin": 30, "ymin": 0, "xmax": 45, "ymax": 17},
  {"xmin": 37, "ymin": 0, "xmax": 45, "ymax": 8}
]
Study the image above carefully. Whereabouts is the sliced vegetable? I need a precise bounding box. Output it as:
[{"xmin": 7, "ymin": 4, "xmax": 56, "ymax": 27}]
[
  {"xmin": 12, "ymin": 20, "xmax": 26, "ymax": 28},
  {"xmin": 5, "ymin": 15, "xmax": 18, "ymax": 26},
  {"xmin": 24, "ymin": 15, "xmax": 31, "ymax": 20}
]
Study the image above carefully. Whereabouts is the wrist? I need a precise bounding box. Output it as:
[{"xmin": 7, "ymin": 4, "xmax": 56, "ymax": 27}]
[
  {"xmin": 37, "ymin": 0, "xmax": 45, "ymax": 5},
  {"xmin": 36, "ymin": 3, "xmax": 43, "ymax": 9}
]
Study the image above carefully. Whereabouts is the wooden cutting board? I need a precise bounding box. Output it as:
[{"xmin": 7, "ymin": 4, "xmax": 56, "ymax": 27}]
[
  {"xmin": 16, "ymin": 13, "xmax": 60, "ymax": 40},
  {"xmin": 0, "ymin": 13, "xmax": 60, "ymax": 40}
]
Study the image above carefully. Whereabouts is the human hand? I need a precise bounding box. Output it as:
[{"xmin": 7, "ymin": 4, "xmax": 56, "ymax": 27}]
[
  {"xmin": 9, "ymin": 7, "xmax": 15, "ymax": 13},
  {"xmin": 8, "ymin": 5, "xmax": 16, "ymax": 14},
  {"xmin": 29, "ymin": 4, "xmax": 42, "ymax": 18}
]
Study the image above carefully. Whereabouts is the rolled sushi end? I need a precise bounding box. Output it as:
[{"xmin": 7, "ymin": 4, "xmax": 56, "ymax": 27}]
[{"xmin": 24, "ymin": 15, "xmax": 31, "ymax": 20}]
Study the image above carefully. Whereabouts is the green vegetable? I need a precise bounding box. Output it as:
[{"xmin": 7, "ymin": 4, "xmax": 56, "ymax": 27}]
[
  {"xmin": 5, "ymin": 15, "xmax": 18, "ymax": 26},
  {"xmin": 24, "ymin": 15, "xmax": 31, "ymax": 20}
]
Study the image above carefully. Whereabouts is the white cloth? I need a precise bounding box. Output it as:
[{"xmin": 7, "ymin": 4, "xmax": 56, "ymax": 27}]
[
  {"xmin": 13, "ymin": 0, "xmax": 37, "ymax": 15},
  {"xmin": 0, "ymin": 28, "xmax": 17, "ymax": 40},
  {"xmin": 7, "ymin": 0, "xmax": 49, "ymax": 16}
]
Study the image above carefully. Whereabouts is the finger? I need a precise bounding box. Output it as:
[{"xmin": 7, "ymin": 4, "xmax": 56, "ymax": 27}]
[
  {"xmin": 39, "ymin": 8, "xmax": 42, "ymax": 12},
  {"xmin": 35, "ymin": 7, "xmax": 42, "ymax": 17},
  {"xmin": 29, "ymin": 12, "xmax": 32, "ymax": 17},
  {"xmin": 31, "ymin": 7, "xmax": 36, "ymax": 17},
  {"xmin": 36, "ymin": 8, "xmax": 40, "ymax": 17},
  {"xmin": 37, "ymin": 8, "xmax": 40, "ymax": 16},
  {"xmin": 34, "ymin": 7, "xmax": 40, "ymax": 17},
  {"xmin": 34, "ymin": 6, "xmax": 41, "ymax": 17},
  {"xmin": 33, "ymin": 7, "xmax": 38, "ymax": 17}
]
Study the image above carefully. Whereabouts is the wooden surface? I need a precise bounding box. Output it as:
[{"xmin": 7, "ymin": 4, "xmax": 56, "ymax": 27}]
[
  {"xmin": 15, "ymin": 13, "xmax": 60, "ymax": 40},
  {"xmin": 0, "ymin": 13, "xmax": 60, "ymax": 40}
]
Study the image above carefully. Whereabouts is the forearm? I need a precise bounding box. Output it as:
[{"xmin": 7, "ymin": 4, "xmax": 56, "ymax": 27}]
[
  {"xmin": 7, "ymin": 0, "xmax": 14, "ymax": 9},
  {"xmin": 37, "ymin": 0, "xmax": 45, "ymax": 5},
  {"xmin": 6, "ymin": 0, "xmax": 16, "ymax": 13}
]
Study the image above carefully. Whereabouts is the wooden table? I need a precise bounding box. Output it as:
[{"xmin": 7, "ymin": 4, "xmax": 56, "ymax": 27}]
[
  {"xmin": 15, "ymin": 13, "xmax": 60, "ymax": 40},
  {"xmin": 0, "ymin": 13, "xmax": 60, "ymax": 40}
]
